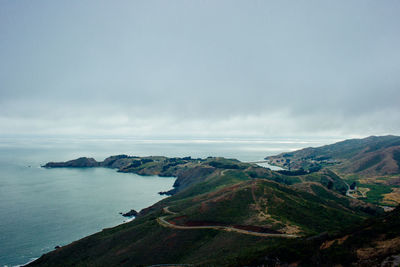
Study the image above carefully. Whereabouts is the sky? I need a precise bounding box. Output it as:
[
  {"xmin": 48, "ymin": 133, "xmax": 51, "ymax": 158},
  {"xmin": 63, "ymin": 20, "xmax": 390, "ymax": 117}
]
[{"xmin": 1, "ymin": 0, "xmax": 399, "ymax": 139}]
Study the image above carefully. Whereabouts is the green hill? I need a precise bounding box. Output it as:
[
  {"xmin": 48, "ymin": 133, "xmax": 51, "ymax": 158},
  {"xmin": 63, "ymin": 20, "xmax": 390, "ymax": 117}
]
[
  {"xmin": 31, "ymin": 137, "xmax": 400, "ymax": 266},
  {"xmin": 29, "ymin": 163, "xmax": 381, "ymax": 266}
]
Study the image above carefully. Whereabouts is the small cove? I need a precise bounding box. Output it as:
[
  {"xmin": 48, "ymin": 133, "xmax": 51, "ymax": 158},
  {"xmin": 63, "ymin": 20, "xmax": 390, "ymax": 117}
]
[{"xmin": 0, "ymin": 162, "xmax": 174, "ymax": 266}]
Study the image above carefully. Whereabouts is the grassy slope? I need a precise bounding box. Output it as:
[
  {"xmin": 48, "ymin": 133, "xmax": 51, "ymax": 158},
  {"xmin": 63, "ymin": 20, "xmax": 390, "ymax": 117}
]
[
  {"xmin": 32, "ymin": 206, "xmax": 399, "ymax": 266},
  {"xmin": 31, "ymin": 138, "xmax": 400, "ymax": 266},
  {"xmin": 251, "ymin": 206, "xmax": 400, "ymax": 266}
]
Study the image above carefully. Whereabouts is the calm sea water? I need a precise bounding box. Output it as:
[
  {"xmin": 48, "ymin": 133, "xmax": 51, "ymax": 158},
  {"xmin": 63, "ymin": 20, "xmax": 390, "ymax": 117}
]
[{"xmin": 0, "ymin": 137, "xmax": 336, "ymax": 266}]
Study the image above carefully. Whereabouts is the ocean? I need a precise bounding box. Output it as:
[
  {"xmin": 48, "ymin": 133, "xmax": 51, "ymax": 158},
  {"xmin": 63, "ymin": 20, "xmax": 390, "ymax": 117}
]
[{"xmin": 0, "ymin": 137, "xmax": 336, "ymax": 266}]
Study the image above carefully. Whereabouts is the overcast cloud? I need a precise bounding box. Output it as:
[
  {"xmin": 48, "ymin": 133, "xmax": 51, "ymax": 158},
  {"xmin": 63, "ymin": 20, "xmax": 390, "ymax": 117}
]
[{"xmin": 1, "ymin": 0, "xmax": 399, "ymax": 139}]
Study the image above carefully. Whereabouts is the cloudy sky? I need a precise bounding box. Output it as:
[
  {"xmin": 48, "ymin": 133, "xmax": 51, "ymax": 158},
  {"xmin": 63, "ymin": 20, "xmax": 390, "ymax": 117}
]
[{"xmin": 1, "ymin": 0, "xmax": 399, "ymax": 139}]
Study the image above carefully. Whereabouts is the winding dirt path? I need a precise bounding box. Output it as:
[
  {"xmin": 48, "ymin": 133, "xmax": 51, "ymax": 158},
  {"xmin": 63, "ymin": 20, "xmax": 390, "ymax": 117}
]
[
  {"xmin": 157, "ymin": 206, "xmax": 298, "ymax": 238},
  {"xmin": 163, "ymin": 206, "xmax": 178, "ymax": 215}
]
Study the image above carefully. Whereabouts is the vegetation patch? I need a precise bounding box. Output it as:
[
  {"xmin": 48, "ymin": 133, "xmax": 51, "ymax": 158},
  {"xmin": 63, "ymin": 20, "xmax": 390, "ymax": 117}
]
[
  {"xmin": 356, "ymin": 154, "xmax": 383, "ymax": 172},
  {"xmin": 393, "ymin": 149, "xmax": 400, "ymax": 168},
  {"xmin": 358, "ymin": 183, "xmax": 393, "ymax": 205},
  {"xmin": 383, "ymin": 187, "xmax": 400, "ymax": 206}
]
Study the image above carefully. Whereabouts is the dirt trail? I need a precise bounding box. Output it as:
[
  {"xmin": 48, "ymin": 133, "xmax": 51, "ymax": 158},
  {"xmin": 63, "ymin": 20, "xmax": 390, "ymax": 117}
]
[
  {"xmin": 157, "ymin": 206, "xmax": 297, "ymax": 238},
  {"xmin": 163, "ymin": 206, "xmax": 178, "ymax": 215}
]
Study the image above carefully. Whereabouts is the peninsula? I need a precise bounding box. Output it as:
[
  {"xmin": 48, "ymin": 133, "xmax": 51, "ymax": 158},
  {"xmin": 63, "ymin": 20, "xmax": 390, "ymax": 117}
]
[{"xmin": 31, "ymin": 136, "xmax": 400, "ymax": 266}]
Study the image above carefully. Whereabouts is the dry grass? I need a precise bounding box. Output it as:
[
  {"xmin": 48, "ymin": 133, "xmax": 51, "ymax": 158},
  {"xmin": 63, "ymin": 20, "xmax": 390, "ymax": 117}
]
[
  {"xmin": 356, "ymin": 237, "xmax": 400, "ymax": 260},
  {"xmin": 281, "ymin": 224, "xmax": 301, "ymax": 235},
  {"xmin": 383, "ymin": 188, "xmax": 400, "ymax": 205},
  {"xmin": 320, "ymin": 235, "xmax": 350, "ymax": 250}
]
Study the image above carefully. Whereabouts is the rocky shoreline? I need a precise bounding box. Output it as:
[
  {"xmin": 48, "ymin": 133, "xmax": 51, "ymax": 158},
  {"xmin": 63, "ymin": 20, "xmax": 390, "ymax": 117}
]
[
  {"xmin": 42, "ymin": 155, "xmax": 243, "ymax": 197},
  {"xmin": 120, "ymin": 209, "xmax": 138, "ymax": 217}
]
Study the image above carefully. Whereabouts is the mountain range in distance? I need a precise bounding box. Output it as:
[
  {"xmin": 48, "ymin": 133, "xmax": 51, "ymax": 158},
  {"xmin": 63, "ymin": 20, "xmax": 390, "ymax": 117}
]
[{"xmin": 30, "ymin": 135, "xmax": 400, "ymax": 266}]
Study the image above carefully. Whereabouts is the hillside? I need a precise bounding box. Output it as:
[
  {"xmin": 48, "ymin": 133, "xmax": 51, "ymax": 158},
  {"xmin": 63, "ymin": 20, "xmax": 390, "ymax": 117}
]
[
  {"xmin": 30, "ymin": 160, "xmax": 381, "ymax": 266},
  {"xmin": 265, "ymin": 135, "xmax": 400, "ymax": 176},
  {"xmin": 266, "ymin": 135, "xmax": 400, "ymax": 206},
  {"xmin": 317, "ymin": 206, "xmax": 400, "ymax": 266},
  {"xmin": 249, "ymin": 206, "xmax": 400, "ymax": 266},
  {"xmin": 30, "ymin": 137, "xmax": 400, "ymax": 266},
  {"xmin": 29, "ymin": 205, "xmax": 400, "ymax": 266}
]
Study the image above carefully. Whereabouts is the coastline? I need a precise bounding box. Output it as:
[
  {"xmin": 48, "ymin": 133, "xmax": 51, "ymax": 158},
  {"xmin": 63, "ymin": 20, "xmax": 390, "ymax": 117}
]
[
  {"xmin": 18, "ymin": 257, "xmax": 38, "ymax": 267},
  {"xmin": 0, "ymin": 164, "xmax": 175, "ymax": 267}
]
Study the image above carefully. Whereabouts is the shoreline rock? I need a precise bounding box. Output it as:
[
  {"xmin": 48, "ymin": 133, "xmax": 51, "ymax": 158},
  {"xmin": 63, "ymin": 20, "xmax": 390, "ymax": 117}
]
[
  {"xmin": 158, "ymin": 189, "xmax": 175, "ymax": 196},
  {"xmin": 121, "ymin": 209, "xmax": 138, "ymax": 217}
]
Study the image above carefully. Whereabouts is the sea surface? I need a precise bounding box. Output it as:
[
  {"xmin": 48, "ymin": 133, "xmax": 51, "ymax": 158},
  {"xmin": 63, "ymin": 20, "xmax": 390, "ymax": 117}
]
[{"xmin": 0, "ymin": 137, "xmax": 337, "ymax": 266}]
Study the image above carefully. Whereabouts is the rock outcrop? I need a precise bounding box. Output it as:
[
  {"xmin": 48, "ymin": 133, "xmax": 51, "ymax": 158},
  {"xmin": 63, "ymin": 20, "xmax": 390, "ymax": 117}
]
[
  {"xmin": 43, "ymin": 157, "xmax": 99, "ymax": 168},
  {"xmin": 121, "ymin": 209, "xmax": 138, "ymax": 217}
]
